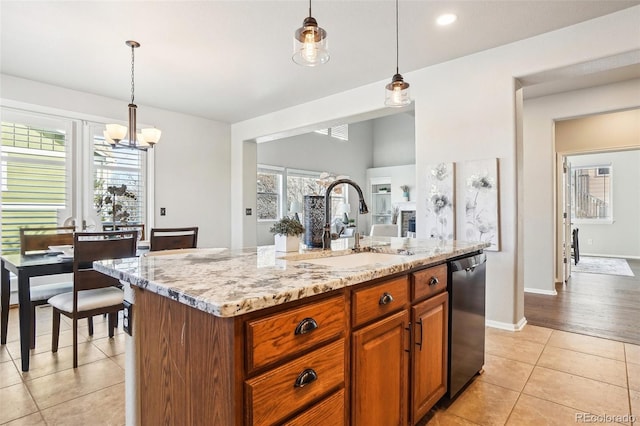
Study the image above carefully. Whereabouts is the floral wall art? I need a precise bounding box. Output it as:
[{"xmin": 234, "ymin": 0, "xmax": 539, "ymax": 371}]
[
  {"xmin": 425, "ymin": 162, "xmax": 455, "ymax": 241},
  {"xmin": 462, "ymin": 158, "xmax": 500, "ymax": 251}
]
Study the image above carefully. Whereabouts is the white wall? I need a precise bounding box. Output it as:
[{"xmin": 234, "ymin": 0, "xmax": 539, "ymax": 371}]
[
  {"xmin": 256, "ymin": 121, "xmax": 374, "ymax": 245},
  {"xmin": 232, "ymin": 6, "xmax": 640, "ymax": 328},
  {"xmin": 523, "ymin": 80, "xmax": 640, "ymax": 294},
  {"xmin": 568, "ymin": 150, "xmax": 640, "ymax": 258},
  {"xmin": 1, "ymin": 74, "xmax": 232, "ymax": 248},
  {"xmin": 372, "ymin": 112, "xmax": 415, "ymax": 167}
]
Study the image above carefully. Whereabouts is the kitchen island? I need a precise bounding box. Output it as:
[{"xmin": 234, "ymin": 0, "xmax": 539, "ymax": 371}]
[{"xmin": 95, "ymin": 237, "xmax": 488, "ymax": 425}]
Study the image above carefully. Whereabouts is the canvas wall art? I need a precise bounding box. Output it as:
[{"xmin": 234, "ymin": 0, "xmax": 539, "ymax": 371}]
[
  {"xmin": 462, "ymin": 158, "xmax": 500, "ymax": 251},
  {"xmin": 425, "ymin": 162, "xmax": 455, "ymax": 241}
]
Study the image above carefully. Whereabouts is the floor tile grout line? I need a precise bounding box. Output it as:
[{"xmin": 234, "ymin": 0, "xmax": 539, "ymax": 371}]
[
  {"xmin": 37, "ymin": 379, "xmax": 125, "ymax": 423},
  {"xmin": 623, "ymin": 345, "xmax": 634, "ymax": 419}
]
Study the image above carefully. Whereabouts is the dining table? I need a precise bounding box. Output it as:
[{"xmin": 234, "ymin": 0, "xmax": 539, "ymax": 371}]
[{"xmin": 1, "ymin": 251, "xmax": 73, "ymax": 371}]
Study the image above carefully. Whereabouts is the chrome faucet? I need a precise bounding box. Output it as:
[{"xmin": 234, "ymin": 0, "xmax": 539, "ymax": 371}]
[{"xmin": 323, "ymin": 179, "xmax": 369, "ymax": 250}]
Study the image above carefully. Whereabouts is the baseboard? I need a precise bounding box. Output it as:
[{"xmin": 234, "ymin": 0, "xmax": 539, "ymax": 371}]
[
  {"xmin": 486, "ymin": 317, "xmax": 527, "ymax": 331},
  {"xmin": 524, "ymin": 287, "xmax": 557, "ymax": 295},
  {"xmin": 580, "ymin": 253, "xmax": 640, "ymax": 260}
]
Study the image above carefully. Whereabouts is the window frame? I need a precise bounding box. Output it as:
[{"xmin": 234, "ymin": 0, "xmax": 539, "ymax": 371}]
[
  {"xmin": 571, "ymin": 163, "xmax": 614, "ymax": 225},
  {"xmin": 256, "ymin": 165, "xmax": 284, "ymax": 222},
  {"xmin": 1, "ymin": 109, "xmax": 74, "ymax": 254},
  {"xmin": 1, "ymin": 104, "xmax": 155, "ymax": 255},
  {"xmin": 89, "ymin": 123, "xmax": 150, "ymax": 229}
]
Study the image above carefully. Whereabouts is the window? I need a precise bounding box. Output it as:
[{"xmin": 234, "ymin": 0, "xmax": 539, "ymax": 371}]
[
  {"xmin": 1, "ymin": 107, "xmax": 152, "ymax": 254},
  {"xmin": 286, "ymin": 169, "xmax": 323, "ymax": 221},
  {"xmin": 257, "ymin": 168, "xmax": 282, "ymax": 221},
  {"xmin": 571, "ymin": 165, "xmax": 612, "ymax": 221},
  {"xmin": 257, "ymin": 166, "xmax": 348, "ymax": 226},
  {"xmin": 93, "ymin": 134, "xmax": 146, "ymax": 226},
  {"xmin": 1, "ymin": 120, "xmax": 69, "ymax": 254},
  {"xmin": 314, "ymin": 124, "xmax": 349, "ymax": 141},
  {"xmin": 287, "ymin": 170, "xmax": 348, "ymax": 221}
]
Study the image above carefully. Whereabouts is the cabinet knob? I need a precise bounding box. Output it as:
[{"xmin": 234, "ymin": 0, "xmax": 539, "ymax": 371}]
[
  {"xmin": 294, "ymin": 368, "xmax": 318, "ymax": 388},
  {"xmin": 379, "ymin": 292, "xmax": 394, "ymax": 305},
  {"xmin": 428, "ymin": 277, "xmax": 439, "ymax": 286},
  {"xmin": 294, "ymin": 317, "xmax": 319, "ymax": 335}
]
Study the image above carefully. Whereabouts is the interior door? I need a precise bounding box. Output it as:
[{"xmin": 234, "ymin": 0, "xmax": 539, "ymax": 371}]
[{"xmin": 562, "ymin": 157, "xmax": 572, "ymax": 282}]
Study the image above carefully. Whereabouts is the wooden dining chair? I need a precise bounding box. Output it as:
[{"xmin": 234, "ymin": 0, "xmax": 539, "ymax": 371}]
[
  {"xmin": 149, "ymin": 227, "xmax": 198, "ymax": 251},
  {"xmin": 102, "ymin": 223, "xmax": 145, "ymax": 240},
  {"xmin": 19, "ymin": 226, "xmax": 76, "ymax": 349},
  {"xmin": 48, "ymin": 230, "xmax": 137, "ymax": 368}
]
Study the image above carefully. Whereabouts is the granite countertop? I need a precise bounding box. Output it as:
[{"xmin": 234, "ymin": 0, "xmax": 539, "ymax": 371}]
[{"xmin": 93, "ymin": 237, "xmax": 488, "ymax": 318}]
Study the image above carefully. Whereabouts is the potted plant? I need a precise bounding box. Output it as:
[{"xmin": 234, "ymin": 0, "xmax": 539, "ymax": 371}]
[
  {"xmin": 400, "ymin": 185, "xmax": 410, "ymax": 201},
  {"xmin": 269, "ymin": 217, "xmax": 305, "ymax": 252},
  {"xmin": 94, "ymin": 182, "xmax": 137, "ymax": 225}
]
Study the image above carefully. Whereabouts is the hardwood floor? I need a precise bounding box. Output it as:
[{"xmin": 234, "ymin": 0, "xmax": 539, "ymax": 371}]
[{"xmin": 525, "ymin": 258, "xmax": 640, "ymax": 346}]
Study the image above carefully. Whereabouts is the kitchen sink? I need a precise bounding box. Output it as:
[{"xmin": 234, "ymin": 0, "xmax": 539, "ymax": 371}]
[{"xmin": 296, "ymin": 251, "xmax": 405, "ymax": 268}]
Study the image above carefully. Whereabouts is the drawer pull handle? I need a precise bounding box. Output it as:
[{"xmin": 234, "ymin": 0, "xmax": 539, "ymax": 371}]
[
  {"xmin": 294, "ymin": 318, "xmax": 319, "ymax": 335},
  {"xmin": 379, "ymin": 292, "xmax": 394, "ymax": 305},
  {"xmin": 428, "ymin": 277, "xmax": 439, "ymax": 286},
  {"xmin": 294, "ymin": 368, "xmax": 318, "ymax": 388}
]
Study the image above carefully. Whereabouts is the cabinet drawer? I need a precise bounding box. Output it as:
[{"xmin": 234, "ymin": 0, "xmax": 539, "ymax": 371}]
[
  {"xmin": 412, "ymin": 264, "xmax": 447, "ymax": 301},
  {"xmin": 352, "ymin": 276, "xmax": 409, "ymax": 327},
  {"xmin": 282, "ymin": 389, "xmax": 345, "ymax": 426},
  {"xmin": 246, "ymin": 295, "xmax": 345, "ymax": 372},
  {"xmin": 246, "ymin": 339, "xmax": 345, "ymax": 426}
]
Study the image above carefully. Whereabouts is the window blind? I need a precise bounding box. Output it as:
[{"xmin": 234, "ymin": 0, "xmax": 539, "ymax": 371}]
[
  {"xmin": 1, "ymin": 121, "xmax": 67, "ymax": 254},
  {"xmin": 313, "ymin": 124, "xmax": 348, "ymax": 141},
  {"xmin": 93, "ymin": 136, "xmax": 146, "ymax": 226}
]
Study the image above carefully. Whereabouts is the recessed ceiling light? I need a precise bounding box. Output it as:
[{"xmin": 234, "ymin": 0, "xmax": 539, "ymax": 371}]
[{"xmin": 437, "ymin": 13, "xmax": 457, "ymax": 26}]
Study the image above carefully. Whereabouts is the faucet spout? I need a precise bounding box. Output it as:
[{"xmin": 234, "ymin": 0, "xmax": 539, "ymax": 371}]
[{"xmin": 323, "ymin": 178, "xmax": 369, "ymax": 250}]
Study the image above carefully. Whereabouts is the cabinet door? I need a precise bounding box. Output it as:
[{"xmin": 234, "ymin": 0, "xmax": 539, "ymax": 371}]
[
  {"xmin": 411, "ymin": 291, "xmax": 448, "ymax": 424},
  {"xmin": 352, "ymin": 310, "xmax": 409, "ymax": 426}
]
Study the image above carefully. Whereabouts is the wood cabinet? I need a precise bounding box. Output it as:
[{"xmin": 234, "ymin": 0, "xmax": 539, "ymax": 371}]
[
  {"xmin": 410, "ymin": 291, "xmax": 448, "ymax": 424},
  {"xmin": 352, "ymin": 309, "xmax": 409, "ymax": 426},
  {"xmin": 134, "ymin": 262, "xmax": 449, "ymax": 425},
  {"xmin": 350, "ymin": 269, "xmax": 448, "ymax": 426}
]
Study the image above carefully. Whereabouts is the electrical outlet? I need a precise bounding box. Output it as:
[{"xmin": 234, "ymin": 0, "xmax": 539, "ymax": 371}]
[
  {"xmin": 123, "ymin": 300, "xmax": 133, "ymax": 336},
  {"xmin": 587, "ymin": 239, "xmax": 593, "ymax": 245},
  {"xmin": 160, "ymin": 207, "xmax": 166, "ymax": 216}
]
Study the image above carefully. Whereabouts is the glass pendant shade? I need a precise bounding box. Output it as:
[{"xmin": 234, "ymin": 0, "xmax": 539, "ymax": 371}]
[
  {"xmin": 136, "ymin": 133, "xmax": 150, "ymax": 148},
  {"xmin": 141, "ymin": 128, "xmax": 161, "ymax": 145},
  {"xmin": 385, "ymin": 73, "xmax": 411, "ymax": 107},
  {"xmin": 103, "ymin": 130, "xmax": 117, "ymax": 146},
  {"xmin": 293, "ymin": 16, "xmax": 329, "ymax": 66},
  {"xmin": 105, "ymin": 124, "xmax": 127, "ymax": 142},
  {"xmin": 385, "ymin": 0, "xmax": 411, "ymax": 107}
]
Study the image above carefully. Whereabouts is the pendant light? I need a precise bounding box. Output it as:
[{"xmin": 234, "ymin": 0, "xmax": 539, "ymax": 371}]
[
  {"xmin": 105, "ymin": 40, "xmax": 161, "ymax": 150},
  {"xmin": 385, "ymin": 0, "xmax": 411, "ymax": 107},
  {"xmin": 292, "ymin": 0, "xmax": 329, "ymax": 66}
]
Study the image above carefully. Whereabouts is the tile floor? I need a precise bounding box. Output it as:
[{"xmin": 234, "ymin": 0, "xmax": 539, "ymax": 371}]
[{"xmin": 1, "ymin": 306, "xmax": 639, "ymax": 425}]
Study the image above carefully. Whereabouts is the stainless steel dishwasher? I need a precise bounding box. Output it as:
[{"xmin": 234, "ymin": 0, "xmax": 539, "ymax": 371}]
[{"xmin": 446, "ymin": 251, "xmax": 487, "ymax": 399}]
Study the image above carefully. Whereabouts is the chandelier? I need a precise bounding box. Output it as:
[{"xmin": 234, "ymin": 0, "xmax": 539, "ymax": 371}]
[{"xmin": 104, "ymin": 40, "xmax": 161, "ymax": 150}]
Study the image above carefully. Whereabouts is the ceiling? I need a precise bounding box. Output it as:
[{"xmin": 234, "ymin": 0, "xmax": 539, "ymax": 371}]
[{"xmin": 1, "ymin": 1, "xmax": 639, "ymax": 124}]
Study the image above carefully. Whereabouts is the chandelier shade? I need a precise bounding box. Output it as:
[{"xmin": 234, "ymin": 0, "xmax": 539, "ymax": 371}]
[
  {"xmin": 292, "ymin": 1, "xmax": 329, "ymax": 66},
  {"xmin": 384, "ymin": 0, "xmax": 411, "ymax": 107},
  {"xmin": 105, "ymin": 40, "xmax": 161, "ymax": 150}
]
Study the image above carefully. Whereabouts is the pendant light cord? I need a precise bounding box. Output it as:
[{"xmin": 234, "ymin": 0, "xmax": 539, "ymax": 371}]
[
  {"xmin": 395, "ymin": 0, "xmax": 399, "ymax": 75},
  {"xmin": 130, "ymin": 44, "xmax": 135, "ymax": 104},
  {"xmin": 308, "ymin": 0, "xmax": 312, "ymax": 17}
]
